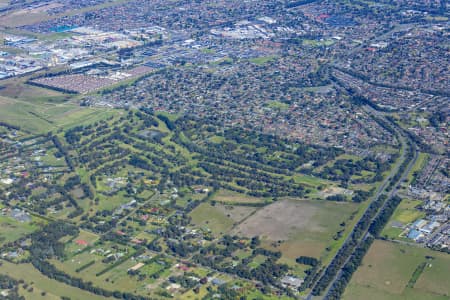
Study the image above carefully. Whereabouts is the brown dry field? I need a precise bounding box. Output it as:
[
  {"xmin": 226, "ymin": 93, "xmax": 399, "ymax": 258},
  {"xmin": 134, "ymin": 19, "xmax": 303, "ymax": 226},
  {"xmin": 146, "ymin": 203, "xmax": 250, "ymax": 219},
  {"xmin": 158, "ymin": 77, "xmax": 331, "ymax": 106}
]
[
  {"xmin": 232, "ymin": 199, "xmax": 319, "ymax": 240},
  {"xmin": 0, "ymin": 6, "xmax": 53, "ymax": 27},
  {"xmin": 231, "ymin": 199, "xmax": 358, "ymax": 260}
]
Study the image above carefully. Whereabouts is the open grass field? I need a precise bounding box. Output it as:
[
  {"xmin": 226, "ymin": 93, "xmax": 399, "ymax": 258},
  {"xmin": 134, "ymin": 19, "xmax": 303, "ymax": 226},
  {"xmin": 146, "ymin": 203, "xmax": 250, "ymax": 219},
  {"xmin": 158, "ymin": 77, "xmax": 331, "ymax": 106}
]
[
  {"xmin": 0, "ymin": 93, "xmax": 119, "ymax": 133},
  {"xmin": 51, "ymin": 245, "xmax": 154, "ymax": 295},
  {"xmin": 343, "ymin": 240, "xmax": 450, "ymax": 300},
  {"xmin": 0, "ymin": 81, "xmax": 67, "ymax": 102},
  {"xmin": 343, "ymin": 284, "xmax": 449, "ymax": 300},
  {"xmin": 381, "ymin": 198, "xmax": 425, "ymax": 239},
  {"xmin": 0, "ymin": 214, "xmax": 43, "ymax": 246},
  {"xmin": 232, "ymin": 199, "xmax": 358, "ymax": 263},
  {"xmin": 415, "ymin": 253, "xmax": 450, "ymax": 296},
  {"xmin": 388, "ymin": 198, "xmax": 423, "ymax": 224},
  {"xmin": 214, "ymin": 204, "xmax": 257, "ymax": 224},
  {"xmin": 0, "ymin": 260, "xmax": 109, "ymax": 300},
  {"xmin": 0, "ymin": 95, "xmax": 56, "ymax": 132},
  {"xmin": 96, "ymin": 259, "xmax": 147, "ymax": 293},
  {"xmin": 212, "ymin": 189, "xmax": 267, "ymax": 204},
  {"xmin": 96, "ymin": 191, "xmax": 134, "ymax": 211},
  {"xmin": 189, "ymin": 202, "xmax": 235, "ymax": 235},
  {"xmin": 48, "ymin": 106, "xmax": 120, "ymax": 130},
  {"xmin": 0, "ymin": 80, "xmax": 120, "ymax": 133}
]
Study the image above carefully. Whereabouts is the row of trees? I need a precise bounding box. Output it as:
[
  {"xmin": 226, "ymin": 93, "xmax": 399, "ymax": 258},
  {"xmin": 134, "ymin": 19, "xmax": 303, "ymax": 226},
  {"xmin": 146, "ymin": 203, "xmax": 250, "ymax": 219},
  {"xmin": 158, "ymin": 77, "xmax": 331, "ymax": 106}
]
[
  {"xmin": 27, "ymin": 221, "xmax": 152, "ymax": 300},
  {"xmin": 0, "ymin": 273, "xmax": 25, "ymax": 300},
  {"xmin": 325, "ymin": 237, "xmax": 374, "ymax": 300},
  {"xmin": 311, "ymin": 192, "xmax": 389, "ymax": 295},
  {"xmin": 314, "ymin": 120, "xmax": 416, "ymax": 296}
]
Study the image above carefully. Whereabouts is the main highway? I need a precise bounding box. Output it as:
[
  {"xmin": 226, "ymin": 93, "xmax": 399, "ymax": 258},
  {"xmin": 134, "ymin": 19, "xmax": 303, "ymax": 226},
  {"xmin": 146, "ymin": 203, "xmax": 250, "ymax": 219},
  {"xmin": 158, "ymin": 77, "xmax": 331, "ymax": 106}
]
[{"xmin": 306, "ymin": 106, "xmax": 418, "ymax": 300}]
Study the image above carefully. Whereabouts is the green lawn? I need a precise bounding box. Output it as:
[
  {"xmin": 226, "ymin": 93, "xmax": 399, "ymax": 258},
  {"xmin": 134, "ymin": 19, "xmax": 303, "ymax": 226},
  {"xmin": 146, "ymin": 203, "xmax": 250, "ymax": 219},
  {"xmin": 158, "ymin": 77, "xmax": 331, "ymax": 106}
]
[
  {"xmin": 96, "ymin": 191, "xmax": 133, "ymax": 211},
  {"xmin": 53, "ymin": 244, "xmax": 150, "ymax": 294},
  {"xmin": 416, "ymin": 254, "xmax": 450, "ymax": 296}
]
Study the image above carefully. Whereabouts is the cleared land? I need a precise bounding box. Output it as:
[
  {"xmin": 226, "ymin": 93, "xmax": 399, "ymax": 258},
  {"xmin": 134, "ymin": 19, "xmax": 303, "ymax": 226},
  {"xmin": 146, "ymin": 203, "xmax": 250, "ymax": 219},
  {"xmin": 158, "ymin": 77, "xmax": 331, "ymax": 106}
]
[
  {"xmin": 31, "ymin": 66, "xmax": 153, "ymax": 94},
  {"xmin": 343, "ymin": 240, "xmax": 450, "ymax": 300},
  {"xmin": 232, "ymin": 199, "xmax": 358, "ymax": 261},
  {"xmin": 0, "ymin": 94, "xmax": 118, "ymax": 133}
]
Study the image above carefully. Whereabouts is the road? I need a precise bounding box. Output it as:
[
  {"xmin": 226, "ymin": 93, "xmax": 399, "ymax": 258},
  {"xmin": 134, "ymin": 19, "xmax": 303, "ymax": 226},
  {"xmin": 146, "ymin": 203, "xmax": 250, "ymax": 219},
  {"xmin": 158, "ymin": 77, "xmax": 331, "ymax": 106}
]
[
  {"xmin": 325, "ymin": 140, "xmax": 417, "ymax": 299},
  {"xmin": 307, "ymin": 106, "xmax": 418, "ymax": 300},
  {"xmin": 322, "ymin": 108, "xmax": 418, "ymax": 299}
]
